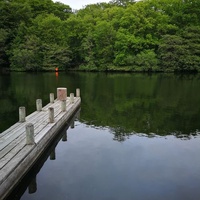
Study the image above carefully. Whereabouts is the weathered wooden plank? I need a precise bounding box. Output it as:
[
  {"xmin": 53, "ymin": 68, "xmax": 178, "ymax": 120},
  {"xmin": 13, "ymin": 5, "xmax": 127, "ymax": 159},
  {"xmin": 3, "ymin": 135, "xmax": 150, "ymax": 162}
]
[
  {"xmin": 0, "ymin": 97, "xmax": 80, "ymax": 171},
  {"xmin": 0, "ymin": 139, "xmax": 26, "ymax": 169},
  {"xmin": 0, "ymin": 99, "xmax": 66, "ymax": 151},
  {"xmin": 0, "ymin": 109, "xmax": 63, "ymax": 162},
  {"xmin": 0, "ymin": 100, "xmax": 59, "ymax": 136},
  {"xmin": 0, "ymin": 95, "xmax": 81, "ymax": 199},
  {"xmin": 0, "ymin": 99, "xmax": 59, "ymax": 138},
  {"xmin": 0, "ymin": 103, "xmax": 63, "ymax": 158},
  {"xmin": 0, "ymin": 98, "xmax": 80, "ymax": 181},
  {"xmin": 0, "ymin": 131, "xmax": 26, "ymax": 159},
  {"xmin": 0, "ymin": 98, "xmax": 66, "ymax": 136},
  {"xmin": 0, "ymin": 145, "xmax": 34, "ymax": 184}
]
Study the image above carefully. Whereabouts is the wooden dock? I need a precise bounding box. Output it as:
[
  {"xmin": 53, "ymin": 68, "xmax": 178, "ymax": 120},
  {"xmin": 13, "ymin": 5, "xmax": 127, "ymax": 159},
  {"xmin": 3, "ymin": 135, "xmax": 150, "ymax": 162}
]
[{"xmin": 0, "ymin": 88, "xmax": 81, "ymax": 199}]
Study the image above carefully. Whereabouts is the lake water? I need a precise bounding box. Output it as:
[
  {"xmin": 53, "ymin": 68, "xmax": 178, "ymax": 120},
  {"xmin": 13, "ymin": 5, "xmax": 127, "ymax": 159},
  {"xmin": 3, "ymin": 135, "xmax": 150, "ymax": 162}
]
[{"xmin": 1, "ymin": 72, "xmax": 200, "ymax": 200}]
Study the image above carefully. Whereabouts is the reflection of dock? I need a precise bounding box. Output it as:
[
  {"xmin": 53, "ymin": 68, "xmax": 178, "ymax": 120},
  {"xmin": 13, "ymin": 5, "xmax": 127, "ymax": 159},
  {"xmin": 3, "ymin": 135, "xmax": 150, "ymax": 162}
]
[{"xmin": 0, "ymin": 88, "xmax": 81, "ymax": 199}]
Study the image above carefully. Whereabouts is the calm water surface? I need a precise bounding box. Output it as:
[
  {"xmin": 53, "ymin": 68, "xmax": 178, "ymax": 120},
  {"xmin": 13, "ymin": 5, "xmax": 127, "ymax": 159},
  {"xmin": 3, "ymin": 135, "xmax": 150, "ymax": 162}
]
[{"xmin": 1, "ymin": 72, "xmax": 200, "ymax": 200}]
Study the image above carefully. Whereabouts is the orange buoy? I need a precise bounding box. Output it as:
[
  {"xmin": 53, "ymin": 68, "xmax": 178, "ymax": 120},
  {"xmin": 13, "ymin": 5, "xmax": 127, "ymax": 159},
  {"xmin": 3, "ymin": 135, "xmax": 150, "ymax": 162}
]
[{"xmin": 55, "ymin": 67, "xmax": 58, "ymax": 72}]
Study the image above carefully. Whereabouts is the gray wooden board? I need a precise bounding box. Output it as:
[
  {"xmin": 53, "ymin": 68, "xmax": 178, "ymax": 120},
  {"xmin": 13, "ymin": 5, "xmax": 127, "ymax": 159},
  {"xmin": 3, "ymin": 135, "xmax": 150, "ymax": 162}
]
[
  {"xmin": 0, "ymin": 99, "xmax": 61, "ymax": 137},
  {"xmin": 0, "ymin": 97, "xmax": 81, "ymax": 199},
  {"xmin": 0, "ymin": 99, "xmax": 61, "ymax": 138},
  {"xmin": 0, "ymin": 99, "xmax": 76, "ymax": 169},
  {"xmin": 0, "ymin": 97, "xmax": 80, "ymax": 169},
  {"xmin": 0, "ymin": 99, "xmax": 71, "ymax": 151}
]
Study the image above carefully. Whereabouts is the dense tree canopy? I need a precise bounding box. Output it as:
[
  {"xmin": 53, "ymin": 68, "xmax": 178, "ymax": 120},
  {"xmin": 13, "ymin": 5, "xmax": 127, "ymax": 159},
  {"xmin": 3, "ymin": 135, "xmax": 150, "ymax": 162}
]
[{"xmin": 0, "ymin": 0, "xmax": 200, "ymax": 72}]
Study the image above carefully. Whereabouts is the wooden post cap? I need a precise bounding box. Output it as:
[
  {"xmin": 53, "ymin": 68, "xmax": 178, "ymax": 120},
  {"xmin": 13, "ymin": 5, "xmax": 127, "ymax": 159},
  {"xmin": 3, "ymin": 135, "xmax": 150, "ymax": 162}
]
[{"xmin": 57, "ymin": 87, "xmax": 67, "ymax": 100}]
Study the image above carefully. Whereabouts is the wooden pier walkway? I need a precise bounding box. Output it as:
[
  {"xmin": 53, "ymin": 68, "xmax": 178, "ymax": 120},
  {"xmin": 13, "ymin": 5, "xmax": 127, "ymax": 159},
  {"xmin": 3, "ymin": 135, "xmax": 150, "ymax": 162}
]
[{"xmin": 0, "ymin": 88, "xmax": 81, "ymax": 199}]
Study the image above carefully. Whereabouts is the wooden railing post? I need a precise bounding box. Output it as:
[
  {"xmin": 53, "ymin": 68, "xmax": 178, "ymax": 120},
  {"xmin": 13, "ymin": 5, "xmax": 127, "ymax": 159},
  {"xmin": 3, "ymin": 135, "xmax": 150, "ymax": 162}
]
[
  {"xmin": 50, "ymin": 93, "xmax": 54, "ymax": 103},
  {"xmin": 57, "ymin": 87, "xmax": 67, "ymax": 100},
  {"xmin": 48, "ymin": 107, "xmax": 54, "ymax": 123},
  {"xmin": 76, "ymin": 88, "xmax": 80, "ymax": 97},
  {"xmin": 70, "ymin": 93, "xmax": 74, "ymax": 103},
  {"xmin": 19, "ymin": 107, "xmax": 26, "ymax": 122},
  {"xmin": 26, "ymin": 123, "xmax": 35, "ymax": 145},
  {"xmin": 36, "ymin": 99, "xmax": 42, "ymax": 111},
  {"xmin": 61, "ymin": 100, "xmax": 66, "ymax": 112}
]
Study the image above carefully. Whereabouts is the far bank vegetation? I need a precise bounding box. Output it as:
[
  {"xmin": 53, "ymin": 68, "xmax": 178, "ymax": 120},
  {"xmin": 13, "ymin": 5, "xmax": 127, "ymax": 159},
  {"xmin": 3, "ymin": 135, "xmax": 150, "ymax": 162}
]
[{"xmin": 1, "ymin": 0, "xmax": 200, "ymax": 72}]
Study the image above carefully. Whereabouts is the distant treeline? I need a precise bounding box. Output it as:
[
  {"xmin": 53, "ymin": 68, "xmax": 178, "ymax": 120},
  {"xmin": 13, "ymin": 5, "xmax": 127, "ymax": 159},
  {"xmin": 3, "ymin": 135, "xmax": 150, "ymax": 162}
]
[{"xmin": 1, "ymin": 0, "xmax": 200, "ymax": 72}]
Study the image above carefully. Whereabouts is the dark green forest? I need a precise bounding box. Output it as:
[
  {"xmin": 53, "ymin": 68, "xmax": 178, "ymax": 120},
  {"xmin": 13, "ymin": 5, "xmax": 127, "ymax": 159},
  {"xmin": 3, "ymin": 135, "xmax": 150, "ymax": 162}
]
[{"xmin": 1, "ymin": 0, "xmax": 200, "ymax": 72}]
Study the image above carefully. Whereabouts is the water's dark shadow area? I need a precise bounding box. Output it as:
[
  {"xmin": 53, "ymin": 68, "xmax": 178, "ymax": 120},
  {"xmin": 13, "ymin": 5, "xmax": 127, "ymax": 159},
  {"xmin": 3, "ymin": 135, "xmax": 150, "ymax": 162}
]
[
  {"xmin": 1, "ymin": 72, "xmax": 200, "ymax": 200},
  {"xmin": 1, "ymin": 72, "xmax": 200, "ymax": 137}
]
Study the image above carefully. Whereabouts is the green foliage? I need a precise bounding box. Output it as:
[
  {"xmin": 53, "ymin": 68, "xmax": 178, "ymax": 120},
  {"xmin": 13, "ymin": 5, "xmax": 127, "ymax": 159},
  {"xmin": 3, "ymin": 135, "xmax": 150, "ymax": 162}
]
[
  {"xmin": 81, "ymin": 32, "xmax": 96, "ymax": 67},
  {"xmin": 92, "ymin": 21, "xmax": 116, "ymax": 66},
  {"xmin": 0, "ymin": 29, "xmax": 9, "ymax": 66},
  {"xmin": 1, "ymin": 0, "xmax": 200, "ymax": 71},
  {"xmin": 110, "ymin": 0, "xmax": 136, "ymax": 7},
  {"xmin": 158, "ymin": 34, "xmax": 184, "ymax": 70},
  {"xmin": 158, "ymin": 26, "xmax": 200, "ymax": 71},
  {"xmin": 30, "ymin": 14, "xmax": 66, "ymax": 45},
  {"xmin": 9, "ymin": 35, "xmax": 42, "ymax": 71},
  {"xmin": 134, "ymin": 50, "xmax": 158, "ymax": 71},
  {"xmin": 42, "ymin": 43, "xmax": 71, "ymax": 70}
]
